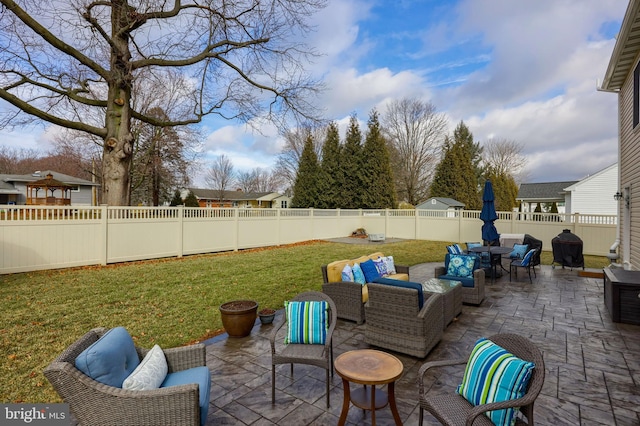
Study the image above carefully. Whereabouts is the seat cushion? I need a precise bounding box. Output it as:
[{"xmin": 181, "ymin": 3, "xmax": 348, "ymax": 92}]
[
  {"xmin": 372, "ymin": 277, "xmax": 424, "ymax": 308},
  {"xmin": 75, "ymin": 326, "xmax": 140, "ymax": 388},
  {"xmin": 438, "ymin": 274, "xmax": 475, "ymax": 288},
  {"xmin": 161, "ymin": 366, "xmax": 211, "ymax": 426},
  {"xmin": 457, "ymin": 338, "xmax": 535, "ymax": 425}
]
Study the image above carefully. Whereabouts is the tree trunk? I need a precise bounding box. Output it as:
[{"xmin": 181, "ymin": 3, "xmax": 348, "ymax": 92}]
[{"xmin": 101, "ymin": 1, "xmax": 135, "ymax": 206}]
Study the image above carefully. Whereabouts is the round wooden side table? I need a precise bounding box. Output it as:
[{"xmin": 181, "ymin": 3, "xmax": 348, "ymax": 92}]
[{"xmin": 334, "ymin": 349, "xmax": 403, "ymax": 425}]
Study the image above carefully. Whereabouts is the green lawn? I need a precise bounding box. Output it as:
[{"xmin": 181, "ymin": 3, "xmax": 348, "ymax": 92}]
[{"xmin": 0, "ymin": 239, "xmax": 608, "ymax": 403}]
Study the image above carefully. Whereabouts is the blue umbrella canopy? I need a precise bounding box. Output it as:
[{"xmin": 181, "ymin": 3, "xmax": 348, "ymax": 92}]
[{"xmin": 480, "ymin": 180, "xmax": 500, "ymax": 243}]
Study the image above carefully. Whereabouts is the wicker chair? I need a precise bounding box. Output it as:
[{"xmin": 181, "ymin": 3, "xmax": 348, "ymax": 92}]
[
  {"xmin": 44, "ymin": 327, "xmax": 209, "ymax": 426},
  {"xmin": 364, "ymin": 282, "xmax": 443, "ymax": 358},
  {"xmin": 270, "ymin": 291, "xmax": 337, "ymax": 408},
  {"xmin": 435, "ymin": 254, "xmax": 485, "ymax": 305},
  {"xmin": 418, "ymin": 333, "xmax": 545, "ymax": 426}
]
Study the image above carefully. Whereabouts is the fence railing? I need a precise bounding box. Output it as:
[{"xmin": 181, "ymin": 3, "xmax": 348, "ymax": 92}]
[{"xmin": 0, "ymin": 206, "xmax": 617, "ymax": 274}]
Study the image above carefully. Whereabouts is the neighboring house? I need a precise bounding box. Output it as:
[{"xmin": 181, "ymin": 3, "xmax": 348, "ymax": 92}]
[
  {"xmin": 184, "ymin": 188, "xmax": 290, "ymax": 208},
  {"xmin": 517, "ymin": 165, "xmax": 618, "ymax": 216},
  {"xmin": 516, "ymin": 181, "xmax": 578, "ymax": 214},
  {"xmin": 563, "ymin": 163, "xmax": 618, "ymax": 216},
  {"xmin": 0, "ymin": 170, "xmax": 98, "ymax": 206},
  {"xmin": 601, "ymin": 0, "xmax": 640, "ymax": 269},
  {"xmin": 416, "ymin": 197, "xmax": 465, "ymax": 216}
]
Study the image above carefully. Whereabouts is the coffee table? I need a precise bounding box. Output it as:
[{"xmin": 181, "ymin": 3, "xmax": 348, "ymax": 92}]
[
  {"xmin": 334, "ymin": 349, "xmax": 403, "ymax": 426},
  {"xmin": 422, "ymin": 278, "xmax": 462, "ymax": 329}
]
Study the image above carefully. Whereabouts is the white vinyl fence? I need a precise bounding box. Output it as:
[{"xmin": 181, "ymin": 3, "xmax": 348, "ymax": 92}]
[{"xmin": 0, "ymin": 206, "xmax": 617, "ymax": 274}]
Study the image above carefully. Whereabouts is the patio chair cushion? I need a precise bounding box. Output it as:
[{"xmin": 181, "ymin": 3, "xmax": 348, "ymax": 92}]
[
  {"xmin": 161, "ymin": 366, "xmax": 211, "ymax": 426},
  {"xmin": 457, "ymin": 337, "xmax": 535, "ymax": 425},
  {"xmin": 75, "ymin": 326, "xmax": 140, "ymax": 388},
  {"xmin": 122, "ymin": 344, "xmax": 167, "ymax": 391},
  {"xmin": 284, "ymin": 300, "xmax": 328, "ymax": 344},
  {"xmin": 509, "ymin": 244, "xmax": 529, "ymax": 259},
  {"xmin": 446, "ymin": 254, "xmax": 476, "ymax": 278},
  {"xmin": 372, "ymin": 277, "xmax": 424, "ymax": 309},
  {"xmin": 360, "ymin": 259, "xmax": 381, "ymax": 282},
  {"xmin": 341, "ymin": 264, "xmax": 354, "ymax": 281},
  {"xmin": 352, "ymin": 263, "xmax": 366, "ymax": 284}
]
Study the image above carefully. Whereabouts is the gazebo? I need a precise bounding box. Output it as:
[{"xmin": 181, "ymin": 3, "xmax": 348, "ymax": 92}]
[{"xmin": 26, "ymin": 173, "xmax": 72, "ymax": 205}]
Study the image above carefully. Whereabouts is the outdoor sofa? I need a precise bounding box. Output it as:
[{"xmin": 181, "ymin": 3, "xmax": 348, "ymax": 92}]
[{"xmin": 321, "ymin": 252, "xmax": 409, "ymax": 324}]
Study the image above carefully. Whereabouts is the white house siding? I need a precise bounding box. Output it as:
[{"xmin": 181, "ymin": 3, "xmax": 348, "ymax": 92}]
[
  {"xmin": 619, "ymin": 61, "xmax": 640, "ymax": 269},
  {"xmin": 564, "ymin": 164, "xmax": 618, "ymax": 216}
]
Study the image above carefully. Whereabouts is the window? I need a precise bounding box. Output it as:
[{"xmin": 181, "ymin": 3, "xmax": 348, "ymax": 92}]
[
  {"xmin": 280, "ymin": 200, "xmax": 288, "ymax": 208},
  {"xmin": 634, "ymin": 61, "xmax": 640, "ymax": 128}
]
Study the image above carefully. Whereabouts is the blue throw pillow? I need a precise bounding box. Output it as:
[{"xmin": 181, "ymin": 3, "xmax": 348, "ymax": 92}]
[
  {"xmin": 360, "ymin": 259, "xmax": 381, "ymax": 282},
  {"xmin": 284, "ymin": 301, "xmax": 328, "ymax": 344},
  {"xmin": 446, "ymin": 255, "xmax": 476, "ymax": 278},
  {"xmin": 341, "ymin": 264, "xmax": 354, "ymax": 282},
  {"xmin": 352, "ymin": 263, "xmax": 366, "ymax": 284},
  {"xmin": 457, "ymin": 338, "xmax": 535, "ymax": 425},
  {"xmin": 510, "ymin": 244, "xmax": 529, "ymax": 259}
]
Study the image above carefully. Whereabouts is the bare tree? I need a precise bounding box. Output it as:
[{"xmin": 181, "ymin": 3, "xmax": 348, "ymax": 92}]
[
  {"xmin": 237, "ymin": 167, "xmax": 284, "ymax": 193},
  {"xmin": 482, "ymin": 138, "xmax": 527, "ymax": 182},
  {"xmin": 205, "ymin": 154, "xmax": 235, "ymax": 206},
  {"xmin": 274, "ymin": 125, "xmax": 326, "ymax": 192},
  {"xmin": 382, "ymin": 98, "xmax": 448, "ymax": 205},
  {"xmin": 0, "ymin": 0, "xmax": 325, "ymax": 205}
]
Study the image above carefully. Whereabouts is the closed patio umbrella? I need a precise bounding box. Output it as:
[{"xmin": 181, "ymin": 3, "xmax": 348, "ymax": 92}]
[{"xmin": 480, "ymin": 180, "xmax": 500, "ymax": 245}]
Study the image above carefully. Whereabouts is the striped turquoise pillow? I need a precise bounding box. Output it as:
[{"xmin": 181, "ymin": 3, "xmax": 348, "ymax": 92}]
[
  {"xmin": 457, "ymin": 338, "xmax": 535, "ymax": 425},
  {"xmin": 284, "ymin": 301, "xmax": 328, "ymax": 345}
]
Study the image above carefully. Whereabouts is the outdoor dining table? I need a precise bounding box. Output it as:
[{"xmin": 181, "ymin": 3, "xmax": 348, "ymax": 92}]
[{"xmin": 468, "ymin": 246, "xmax": 513, "ymax": 282}]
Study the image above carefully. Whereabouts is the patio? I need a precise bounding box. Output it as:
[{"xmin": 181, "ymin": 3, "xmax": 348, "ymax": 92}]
[{"xmin": 202, "ymin": 262, "xmax": 640, "ymax": 425}]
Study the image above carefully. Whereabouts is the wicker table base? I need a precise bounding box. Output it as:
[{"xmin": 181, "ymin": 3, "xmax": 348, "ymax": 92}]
[{"xmin": 422, "ymin": 278, "xmax": 462, "ymax": 329}]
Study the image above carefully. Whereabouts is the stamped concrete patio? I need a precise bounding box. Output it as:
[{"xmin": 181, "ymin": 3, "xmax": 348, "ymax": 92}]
[{"xmin": 203, "ymin": 263, "xmax": 640, "ymax": 425}]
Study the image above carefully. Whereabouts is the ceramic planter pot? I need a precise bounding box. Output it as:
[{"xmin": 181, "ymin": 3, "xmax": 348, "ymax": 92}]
[
  {"xmin": 258, "ymin": 308, "xmax": 276, "ymax": 325},
  {"xmin": 219, "ymin": 300, "xmax": 258, "ymax": 337}
]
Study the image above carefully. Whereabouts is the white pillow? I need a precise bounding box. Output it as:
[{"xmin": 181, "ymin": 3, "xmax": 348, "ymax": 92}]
[
  {"xmin": 384, "ymin": 256, "xmax": 396, "ymax": 275},
  {"xmin": 122, "ymin": 344, "xmax": 167, "ymax": 390}
]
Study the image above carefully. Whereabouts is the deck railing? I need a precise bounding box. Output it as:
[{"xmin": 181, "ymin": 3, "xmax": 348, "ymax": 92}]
[{"xmin": 0, "ymin": 206, "xmax": 617, "ymax": 274}]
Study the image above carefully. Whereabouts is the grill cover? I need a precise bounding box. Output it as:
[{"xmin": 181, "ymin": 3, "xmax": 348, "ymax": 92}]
[{"xmin": 551, "ymin": 229, "xmax": 584, "ymax": 268}]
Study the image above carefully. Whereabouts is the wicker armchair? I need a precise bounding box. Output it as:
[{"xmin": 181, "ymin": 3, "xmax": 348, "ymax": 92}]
[
  {"xmin": 321, "ymin": 262, "xmax": 410, "ymax": 324},
  {"xmin": 435, "ymin": 254, "xmax": 485, "ymax": 305},
  {"xmin": 418, "ymin": 333, "xmax": 545, "ymax": 426},
  {"xmin": 44, "ymin": 327, "xmax": 209, "ymax": 426},
  {"xmin": 364, "ymin": 282, "xmax": 443, "ymax": 358},
  {"xmin": 270, "ymin": 291, "xmax": 337, "ymax": 408}
]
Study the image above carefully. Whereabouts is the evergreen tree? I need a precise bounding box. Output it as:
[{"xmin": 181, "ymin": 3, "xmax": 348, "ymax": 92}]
[
  {"xmin": 362, "ymin": 110, "xmax": 397, "ymax": 208},
  {"xmin": 430, "ymin": 132, "xmax": 480, "ymax": 210},
  {"xmin": 317, "ymin": 122, "xmax": 342, "ymax": 209},
  {"xmin": 430, "ymin": 121, "xmax": 483, "ymax": 209},
  {"xmin": 169, "ymin": 189, "xmax": 183, "ymax": 206},
  {"xmin": 291, "ymin": 133, "xmax": 320, "ymax": 208},
  {"xmin": 342, "ymin": 114, "xmax": 365, "ymax": 208},
  {"xmin": 184, "ymin": 191, "xmax": 199, "ymax": 207},
  {"xmin": 483, "ymin": 167, "xmax": 518, "ymax": 211}
]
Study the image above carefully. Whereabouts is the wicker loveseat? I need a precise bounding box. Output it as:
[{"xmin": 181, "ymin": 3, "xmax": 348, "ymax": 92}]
[
  {"xmin": 44, "ymin": 327, "xmax": 210, "ymax": 426},
  {"xmin": 364, "ymin": 281, "xmax": 443, "ymax": 358},
  {"xmin": 321, "ymin": 252, "xmax": 410, "ymax": 324}
]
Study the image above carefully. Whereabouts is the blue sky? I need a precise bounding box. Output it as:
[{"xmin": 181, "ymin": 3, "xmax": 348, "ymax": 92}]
[{"xmin": 1, "ymin": 0, "xmax": 629, "ymax": 186}]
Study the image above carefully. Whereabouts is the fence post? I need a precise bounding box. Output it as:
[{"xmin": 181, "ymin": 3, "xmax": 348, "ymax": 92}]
[
  {"xmin": 101, "ymin": 205, "xmax": 108, "ymax": 265},
  {"xmin": 234, "ymin": 208, "xmax": 239, "ymax": 251},
  {"xmin": 177, "ymin": 206, "xmax": 184, "ymax": 258}
]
